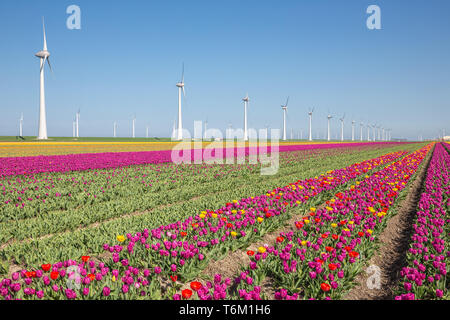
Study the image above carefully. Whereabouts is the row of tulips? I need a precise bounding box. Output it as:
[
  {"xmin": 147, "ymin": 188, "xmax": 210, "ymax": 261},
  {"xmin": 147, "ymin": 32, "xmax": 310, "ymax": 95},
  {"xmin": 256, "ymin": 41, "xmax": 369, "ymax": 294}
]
[
  {"xmin": 395, "ymin": 143, "xmax": 449, "ymax": 300},
  {"xmin": 218, "ymin": 143, "xmax": 434, "ymax": 300},
  {"xmin": 0, "ymin": 142, "xmax": 404, "ymax": 178},
  {"xmin": 0, "ymin": 148, "xmax": 410, "ymax": 299}
]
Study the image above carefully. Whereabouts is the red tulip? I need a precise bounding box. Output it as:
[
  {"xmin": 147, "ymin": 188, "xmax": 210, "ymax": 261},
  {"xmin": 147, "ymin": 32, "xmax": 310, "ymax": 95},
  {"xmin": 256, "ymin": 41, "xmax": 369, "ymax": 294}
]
[
  {"xmin": 81, "ymin": 256, "xmax": 90, "ymax": 263},
  {"xmin": 247, "ymin": 250, "xmax": 255, "ymax": 256},
  {"xmin": 88, "ymin": 274, "xmax": 95, "ymax": 281},
  {"xmin": 328, "ymin": 263, "xmax": 337, "ymax": 271},
  {"xmin": 321, "ymin": 283, "xmax": 331, "ymax": 292},
  {"xmin": 190, "ymin": 281, "xmax": 202, "ymax": 291},
  {"xmin": 276, "ymin": 236, "xmax": 284, "ymax": 243},
  {"xmin": 182, "ymin": 289, "xmax": 193, "ymax": 299},
  {"xmin": 170, "ymin": 275, "xmax": 178, "ymax": 282},
  {"xmin": 50, "ymin": 271, "xmax": 59, "ymax": 280},
  {"xmin": 41, "ymin": 264, "xmax": 51, "ymax": 272}
]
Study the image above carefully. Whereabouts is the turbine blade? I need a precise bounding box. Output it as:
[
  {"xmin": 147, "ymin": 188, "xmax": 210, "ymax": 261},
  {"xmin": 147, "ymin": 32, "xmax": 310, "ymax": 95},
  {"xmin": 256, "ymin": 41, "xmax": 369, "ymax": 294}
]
[
  {"xmin": 40, "ymin": 56, "xmax": 47, "ymax": 72},
  {"xmin": 181, "ymin": 62, "xmax": 184, "ymax": 83},
  {"xmin": 47, "ymin": 57, "xmax": 52, "ymax": 72},
  {"xmin": 42, "ymin": 17, "xmax": 47, "ymax": 51},
  {"xmin": 285, "ymin": 96, "xmax": 289, "ymax": 107}
]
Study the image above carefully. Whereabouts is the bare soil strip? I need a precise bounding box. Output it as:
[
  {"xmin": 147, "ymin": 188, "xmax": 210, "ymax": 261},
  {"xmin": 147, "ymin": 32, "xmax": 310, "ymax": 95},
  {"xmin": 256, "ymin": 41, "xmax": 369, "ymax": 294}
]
[{"xmin": 344, "ymin": 148, "xmax": 432, "ymax": 300}]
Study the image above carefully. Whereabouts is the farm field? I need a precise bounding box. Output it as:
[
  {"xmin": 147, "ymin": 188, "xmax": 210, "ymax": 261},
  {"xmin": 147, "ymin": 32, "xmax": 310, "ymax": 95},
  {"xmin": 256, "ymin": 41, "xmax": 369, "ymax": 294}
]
[{"xmin": 0, "ymin": 141, "xmax": 447, "ymax": 300}]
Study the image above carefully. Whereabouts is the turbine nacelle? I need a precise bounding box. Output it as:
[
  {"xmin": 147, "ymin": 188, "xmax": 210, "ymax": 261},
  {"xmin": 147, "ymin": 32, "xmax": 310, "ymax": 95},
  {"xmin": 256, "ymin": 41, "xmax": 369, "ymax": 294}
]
[{"xmin": 35, "ymin": 50, "xmax": 50, "ymax": 59}]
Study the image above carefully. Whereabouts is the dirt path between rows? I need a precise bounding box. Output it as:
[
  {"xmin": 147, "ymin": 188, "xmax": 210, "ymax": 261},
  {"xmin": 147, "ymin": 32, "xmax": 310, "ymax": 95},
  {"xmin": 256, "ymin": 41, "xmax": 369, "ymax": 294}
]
[{"xmin": 343, "ymin": 148, "xmax": 432, "ymax": 300}]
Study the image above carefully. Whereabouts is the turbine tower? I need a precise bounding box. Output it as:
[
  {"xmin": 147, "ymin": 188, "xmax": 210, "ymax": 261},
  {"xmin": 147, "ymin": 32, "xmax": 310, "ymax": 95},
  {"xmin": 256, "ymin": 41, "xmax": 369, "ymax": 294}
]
[
  {"xmin": 281, "ymin": 97, "xmax": 289, "ymax": 141},
  {"xmin": 176, "ymin": 63, "xmax": 185, "ymax": 140},
  {"xmin": 308, "ymin": 108, "xmax": 314, "ymax": 141},
  {"xmin": 146, "ymin": 125, "xmax": 149, "ymax": 138},
  {"xmin": 171, "ymin": 119, "xmax": 176, "ymax": 140},
  {"xmin": 360, "ymin": 122, "xmax": 364, "ymax": 141},
  {"xmin": 132, "ymin": 115, "xmax": 136, "ymax": 138},
  {"xmin": 242, "ymin": 93, "xmax": 250, "ymax": 141},
  {"xmin": 113, "ymin": 121, "xmax": 117, "ymax": 138},
  {"xmin": 372, "ymin": 124, "xmax": 376, "ymax": 141},
  {"xmin": 35, "ymin": 18, "xmax": 52, "ymax": 140},
  {"xmin": 339, "ymin": 114, "xmax": 345, "ymax": 142},
  {"xmin": 19, "ymin": 113, "xmax": 24, "ymax": 137},
  {"xmin": 351, "ymin": 120, "xmax": 356, "ymax": 141},
  {"xmin": 75, "ymin": 110, "xmax": 80, "ymax": 138},
  {"xmin": 367, "ymin": 123, "xmax": 371, "ymax": 141},
  {"xmin": 327, "ymin": 113, "xmax": 333, "ymax": 141}
]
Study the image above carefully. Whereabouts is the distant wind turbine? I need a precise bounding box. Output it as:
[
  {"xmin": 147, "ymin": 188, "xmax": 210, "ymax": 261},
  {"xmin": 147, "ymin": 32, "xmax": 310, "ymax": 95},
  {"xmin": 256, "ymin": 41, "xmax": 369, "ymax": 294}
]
[
  {"xmin": 360, "ymin": 122, "xmax": 364, "ymax": 141},
  {"xmin": 242, "ymin": 93, "xmax": 250, "ymax": 141},
  {"xmin": 351, "ymin": 120, "xmax": 356, "ymax": 141},
  {"xmin": 308, "ymin": 108, "xmax": 314, "ymax": 141},
  {"xmin": 113, "ymin": 121, "xmax": 117, "ymax": 138},
  {"xmin": 76, "ymin": 110, "xmax": 80, "ymax": 138},
  {"xmin": 35, "ymin": 18, "xmax": 52, "ymax": 140},
  {"xmin": 132, "ymin": 115, "xmax": 136, "ymax": 138},
  {"xmin": 176, "ymin": 63, "xmax": 186, "ymax": 140},
  {"xmin": 339, "ymin": 114, "xmax": 345, "ymax": 141},
  {"xmin": 281, "ymin": 97, "xmax": 289, "ymax": 141},
  {"xmin": 327, "ymin": 112, "xmax": 333, "ymax": 141},
  {"xmin": 19, "ymin": 113, "xmax": 24, "ymax": 137}
]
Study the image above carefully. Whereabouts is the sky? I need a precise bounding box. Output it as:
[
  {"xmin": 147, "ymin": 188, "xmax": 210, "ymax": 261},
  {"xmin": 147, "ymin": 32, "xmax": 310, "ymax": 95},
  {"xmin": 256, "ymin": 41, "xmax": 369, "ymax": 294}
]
[{"xmin": 0, "ymin": 0, "xmax": 449, "ymax": 140}]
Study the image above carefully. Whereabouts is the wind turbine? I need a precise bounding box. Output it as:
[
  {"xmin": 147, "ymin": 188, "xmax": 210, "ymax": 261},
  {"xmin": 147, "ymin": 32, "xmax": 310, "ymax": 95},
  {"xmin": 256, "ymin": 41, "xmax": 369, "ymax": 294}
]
[
  {"xmin": 360, "ymin": 121, "xmax": 364, "ymax": 141},
  {"xmin": 339, "ymin": 114, "xmax": 345, "ymax": 142},
  {"xmin": 146, "ymin": 124, "xmax": 149, "ymax": 138},
  {"xmin": 242, "ymin": 93, "xmax": 250, "ymax": 141},
  {"xmin": 132, "ymin": 115, "xmax": 136, "ymax": 138},
  {"xmin": 113, "ymin": 121, "xmax": 117, "ymax": 138},
  {"xmin": 176, "ymin": 63, "xmax": 185, "ymax": 140},
  {"xmin": 372, "ymin": 123, "xmax": 376, "ymax": 141},
  {"xmin": 19, "ymin": 113, "xmax": 24, "ymax": 137},
  {"xmin": 75, "ymin": 110, "xmax": 80, "ymax": 138},
  {"xmin": 35, "ymin": 18, "xmax": 52, "ymax": 140},
  {"xmin": 281, "ymin": 97, "xmax": 289, "ymax": 141},
  {"xmin": 308, "ymin": 108, "xmax": 314, "ymax": 141},
  {"xmin": 367, "ymin": 123, "xmax": 371, "ymax": 141},
  {"xmin": 327, "ymin": 112, "xmax": 333, "ymax": 141},
  {"xmin": 351, "ymin": 120, "xmax": 356, "ymax": 141}
]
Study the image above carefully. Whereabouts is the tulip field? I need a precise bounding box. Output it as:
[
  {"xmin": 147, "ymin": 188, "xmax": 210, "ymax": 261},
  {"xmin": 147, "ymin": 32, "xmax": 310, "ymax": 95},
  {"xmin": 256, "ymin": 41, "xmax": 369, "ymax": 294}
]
[{"xmin": 0, "ymin": 141, "xmax": 448, "ymax": 300}]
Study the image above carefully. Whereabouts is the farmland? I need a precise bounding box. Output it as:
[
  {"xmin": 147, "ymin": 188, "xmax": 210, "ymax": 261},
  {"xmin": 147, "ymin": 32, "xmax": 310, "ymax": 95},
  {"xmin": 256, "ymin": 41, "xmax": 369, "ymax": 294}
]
[{"xmin": 0, "ymin": 141, "xmax": 448, "ymax": 300}]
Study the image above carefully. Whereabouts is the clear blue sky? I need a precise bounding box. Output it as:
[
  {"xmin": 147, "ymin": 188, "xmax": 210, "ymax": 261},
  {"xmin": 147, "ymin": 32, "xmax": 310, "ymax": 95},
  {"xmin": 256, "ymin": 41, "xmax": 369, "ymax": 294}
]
[{"xmin": 0, "ymin": 0, "xmax": 449, "ymax": 140}]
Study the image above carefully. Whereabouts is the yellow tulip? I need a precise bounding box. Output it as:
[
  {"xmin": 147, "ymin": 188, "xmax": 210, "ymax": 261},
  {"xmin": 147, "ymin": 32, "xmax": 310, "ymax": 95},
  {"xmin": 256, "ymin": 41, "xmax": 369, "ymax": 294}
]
[
  {"xmin": 230, "ymin": 231, "xmax": 237, "ymax": 237},
  {"xmin": 331, "ymin": 223, "xmax": 337, "ymax": 228},
  {"xmin": 257, "ymin": 217, "xmax": 264, "ymax": 223},
  {"xmin": 258, "ymin": 246, "xmax": 266, "ymax": 253},
  {"xmin": 117, "ymin": 235, "xmax": 125, "ymax": 242}
]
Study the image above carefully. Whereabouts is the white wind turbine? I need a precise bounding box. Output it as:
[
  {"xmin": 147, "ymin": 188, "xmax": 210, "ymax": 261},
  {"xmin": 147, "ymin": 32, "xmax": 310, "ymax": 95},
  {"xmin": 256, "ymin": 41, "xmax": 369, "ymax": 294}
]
[
  {"xmin": 308, "ymin": 108, "xmax": 314, "ymax": 141},
  {"xmin": 35, "ymin": 18, "xmax": 52, "ymax": 140},
  {"xmin": 351, "ymin": 120, "xmax": 356, "ymax": 141},
  {"xmin": 113, "ymin": 121, "xmax": 117, "ymax": 138},
  {"xmin": 360, "ymin": 121, "xmax": 364, "ymax": 141},
  {"xmin": 146, "ymin": 125, "xmax": 149, "ymax": 138},
  {"xmin": 327, "ymin": 112, "xmax": 333, "ymax": 141},
  {"xmin": 339, "ymin": 114, "xmax": 345, "ymax": 141},
  {"xmin": 372, "ymin": 123, "xmax": 376, "ymax": 141},
  {"xmin": 19, "ymin": 113, "xmax": 24, "ymax": 137},
  {"xmin": 367, "ymin": 123, "xmax": 371, "ymax": 141},
  {"xmin": 75, "ymin": 110, "xmax": 80, "ymax": 138},
  {"xmin": 242, "ymin": 93, "xmax": 250, "ymax": 141},
  {"xmin": 281, "ymin": 97, "xmax": 289, "ymax": 141},
  {"xmin": 175, "ymin": 63, "xmax": 186, "ymax": 141},
  {"xmin": 132, "ymin": 115, "xmax": 136, "ymax": 138}
]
